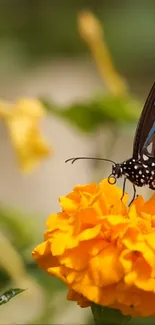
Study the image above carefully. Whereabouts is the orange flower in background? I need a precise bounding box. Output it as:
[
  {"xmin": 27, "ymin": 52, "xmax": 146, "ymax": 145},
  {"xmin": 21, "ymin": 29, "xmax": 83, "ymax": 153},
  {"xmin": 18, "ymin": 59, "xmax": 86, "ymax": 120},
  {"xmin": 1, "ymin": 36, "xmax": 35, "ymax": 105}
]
[
  {"xmin": 0, "ymin": 98, "xmax": 52, "ymax": 172},
  {"xmin": 33, "ymin": 179, "xmax": 155, "ymax": 317}
]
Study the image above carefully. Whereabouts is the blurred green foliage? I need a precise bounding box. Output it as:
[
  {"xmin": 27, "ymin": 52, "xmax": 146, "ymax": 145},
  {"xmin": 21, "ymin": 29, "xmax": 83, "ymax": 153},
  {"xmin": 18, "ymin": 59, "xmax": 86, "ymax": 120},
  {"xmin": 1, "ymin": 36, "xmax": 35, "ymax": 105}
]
[
  {"xmin": 42, "ymin": 94, "xmax": 141, "ymax": 132},
  {"xmin": 0, "ymin": 207, "xmax": 35, "ymax": 257},
  {"xmin": 0, "ymin": 0, "xmax": 155, "ymax": 78},
  {"xmin": 0, "ymin": 207, "xmax": 65, "ymax": 323}
]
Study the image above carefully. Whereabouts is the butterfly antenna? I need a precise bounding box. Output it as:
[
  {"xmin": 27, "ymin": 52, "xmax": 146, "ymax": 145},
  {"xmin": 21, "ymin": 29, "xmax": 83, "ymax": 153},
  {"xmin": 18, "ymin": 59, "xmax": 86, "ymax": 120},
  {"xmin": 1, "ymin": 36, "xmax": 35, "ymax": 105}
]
[{"xmin": 65, "ymin": 156, "xmax": 116, "ymax": 166}]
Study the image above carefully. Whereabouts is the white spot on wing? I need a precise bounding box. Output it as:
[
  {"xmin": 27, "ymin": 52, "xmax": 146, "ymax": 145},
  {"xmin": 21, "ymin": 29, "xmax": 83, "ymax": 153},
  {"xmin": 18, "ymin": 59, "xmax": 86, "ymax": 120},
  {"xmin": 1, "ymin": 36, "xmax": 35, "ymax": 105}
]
[
  {"xmin": 143, "ymin": 154, "xmax": 149, "ymax": 161},
  {"xmin": 147, "ymin": 142, "xmax": 153, "ymax": 154}
]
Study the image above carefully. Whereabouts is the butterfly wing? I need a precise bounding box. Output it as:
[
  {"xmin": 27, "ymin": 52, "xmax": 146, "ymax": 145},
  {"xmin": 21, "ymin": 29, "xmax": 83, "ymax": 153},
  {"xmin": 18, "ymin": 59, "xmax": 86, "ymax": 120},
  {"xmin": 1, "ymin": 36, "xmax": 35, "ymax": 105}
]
[{"xmin": 133, "ymin": 82, "xmax": 155, "ymax": 163}]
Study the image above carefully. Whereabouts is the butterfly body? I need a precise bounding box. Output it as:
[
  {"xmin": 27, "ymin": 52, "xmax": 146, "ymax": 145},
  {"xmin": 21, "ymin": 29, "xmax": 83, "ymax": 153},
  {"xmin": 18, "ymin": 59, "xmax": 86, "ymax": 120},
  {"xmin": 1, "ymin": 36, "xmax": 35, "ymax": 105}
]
[{"xmin": 112, "ymin": 158, "xmax": 155, "ymax": 188}]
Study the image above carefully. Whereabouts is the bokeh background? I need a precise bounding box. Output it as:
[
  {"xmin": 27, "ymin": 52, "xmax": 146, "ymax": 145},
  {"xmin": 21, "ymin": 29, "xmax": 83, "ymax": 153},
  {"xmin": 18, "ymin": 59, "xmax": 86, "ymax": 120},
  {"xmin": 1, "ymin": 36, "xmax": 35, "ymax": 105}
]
[{"xmin": 0, "ymin": 0, "xmax": 155, "ymax": 324}]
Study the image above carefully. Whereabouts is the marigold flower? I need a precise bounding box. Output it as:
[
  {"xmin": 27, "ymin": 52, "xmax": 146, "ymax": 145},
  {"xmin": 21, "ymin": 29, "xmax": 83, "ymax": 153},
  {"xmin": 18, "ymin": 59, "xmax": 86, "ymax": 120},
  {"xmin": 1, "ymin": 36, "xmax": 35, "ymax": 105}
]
[
  {"xmin": 0, "ymin": 98, "xmax": 51, "ymax": 172},
  {"xmin": 32, "ymin": 179, "xmax": 155, "ymax": 317}
]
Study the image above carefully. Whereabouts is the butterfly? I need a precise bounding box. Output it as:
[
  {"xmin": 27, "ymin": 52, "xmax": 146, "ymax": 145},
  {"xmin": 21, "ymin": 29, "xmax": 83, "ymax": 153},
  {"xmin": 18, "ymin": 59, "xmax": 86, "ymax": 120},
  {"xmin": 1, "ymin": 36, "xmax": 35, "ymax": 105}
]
[{"xmin": 66, "ymin": 82, "xmax": 155, "ymax": 204}]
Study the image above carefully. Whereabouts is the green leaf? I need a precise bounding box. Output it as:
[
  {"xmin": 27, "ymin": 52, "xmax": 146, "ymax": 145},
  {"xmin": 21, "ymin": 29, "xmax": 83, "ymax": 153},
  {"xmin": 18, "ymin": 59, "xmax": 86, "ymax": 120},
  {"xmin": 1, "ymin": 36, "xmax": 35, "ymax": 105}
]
[
  {"xmin": 0, "ymin": 288, "xmax": 25, "ymax": 306},
  {"xmin": 91, "ymin": 304, "xmax": 131, "ymax": 325},
  {"xmin": 42, "ymin": 94, "xmax": 141, "ymax": 133}
]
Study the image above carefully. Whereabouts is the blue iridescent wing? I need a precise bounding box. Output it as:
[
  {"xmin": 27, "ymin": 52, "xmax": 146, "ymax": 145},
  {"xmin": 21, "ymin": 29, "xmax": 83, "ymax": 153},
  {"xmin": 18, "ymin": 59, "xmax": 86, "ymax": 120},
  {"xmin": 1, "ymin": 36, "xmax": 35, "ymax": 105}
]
[{"xmin": 133, "ymin": 82, "xmax": 155, "ymax": 163}]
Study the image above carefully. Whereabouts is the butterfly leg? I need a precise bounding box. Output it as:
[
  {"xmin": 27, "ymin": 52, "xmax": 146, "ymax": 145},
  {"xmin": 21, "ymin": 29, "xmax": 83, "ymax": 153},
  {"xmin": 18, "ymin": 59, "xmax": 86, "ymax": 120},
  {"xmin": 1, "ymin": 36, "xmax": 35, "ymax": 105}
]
[
  {"xmin": 128, "ymin": 184, "xmax": 136, "ymax": 206},
  {"xmin": 121, "ymin": 177, "xmax": 127, "ymax": 201}
]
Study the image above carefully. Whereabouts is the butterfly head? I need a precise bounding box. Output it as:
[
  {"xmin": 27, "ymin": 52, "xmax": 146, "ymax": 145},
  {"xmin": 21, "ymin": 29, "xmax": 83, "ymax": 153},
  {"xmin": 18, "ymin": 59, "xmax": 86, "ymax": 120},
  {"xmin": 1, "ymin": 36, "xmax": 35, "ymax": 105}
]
[{"xmin": 108, "ymin": 163, "xmax": 123, "ymax": 184}]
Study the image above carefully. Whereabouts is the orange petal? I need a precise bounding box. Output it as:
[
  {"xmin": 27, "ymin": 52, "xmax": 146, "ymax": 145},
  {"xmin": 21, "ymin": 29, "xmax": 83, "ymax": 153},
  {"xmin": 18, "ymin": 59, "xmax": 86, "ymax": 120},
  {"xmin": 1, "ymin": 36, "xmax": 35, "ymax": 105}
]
[{"xmin": 89, "ymin": 244, "xmax": 123, "ymax": 286}]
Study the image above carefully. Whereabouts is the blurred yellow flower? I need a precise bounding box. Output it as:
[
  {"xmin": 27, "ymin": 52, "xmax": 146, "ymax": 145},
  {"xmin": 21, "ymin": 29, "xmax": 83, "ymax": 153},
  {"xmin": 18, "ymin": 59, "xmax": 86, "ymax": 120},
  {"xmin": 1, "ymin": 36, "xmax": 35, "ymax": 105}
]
[
  {"xmin": 33, "ymin": 179, "xmax": 155, "ymax": 317},
  {"xmin": 0, "ymin": 98, "xmax": 52, "ymax": 172},
  {"xmin": 78, "ymin": 11, "xmax": 127, "ymax": 96}
]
